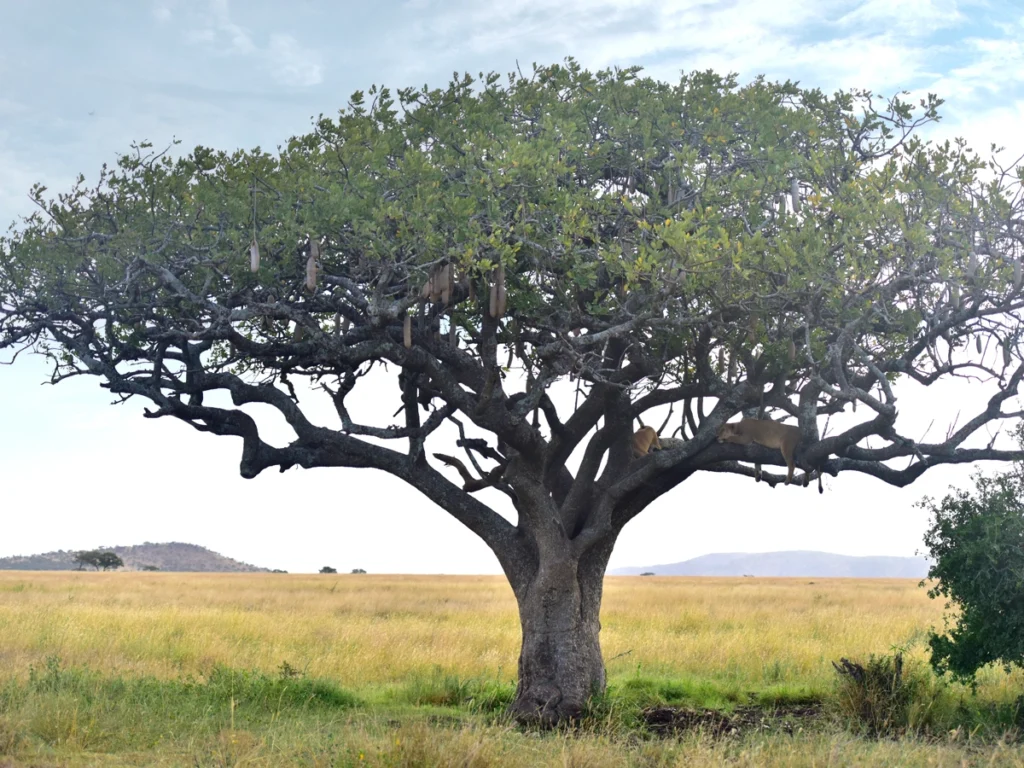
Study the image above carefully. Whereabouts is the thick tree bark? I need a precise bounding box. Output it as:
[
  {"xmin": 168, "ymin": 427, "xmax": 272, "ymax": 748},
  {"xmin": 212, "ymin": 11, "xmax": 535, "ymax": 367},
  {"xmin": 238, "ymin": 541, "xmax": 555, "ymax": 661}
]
[{"xmin": 508, "ymin": 539, "xmax": 612, "ymax": 725}]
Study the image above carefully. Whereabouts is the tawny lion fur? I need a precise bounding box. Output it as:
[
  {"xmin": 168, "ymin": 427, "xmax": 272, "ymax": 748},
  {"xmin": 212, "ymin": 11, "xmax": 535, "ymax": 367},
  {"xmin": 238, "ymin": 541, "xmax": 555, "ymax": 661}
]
[
  {"xmin": 716, "ymin": 419, "xmax": 802, "ymax": 485},
  {"xmin": 631, "ymin": 426, "xmax": 662, "ymax": 458}
]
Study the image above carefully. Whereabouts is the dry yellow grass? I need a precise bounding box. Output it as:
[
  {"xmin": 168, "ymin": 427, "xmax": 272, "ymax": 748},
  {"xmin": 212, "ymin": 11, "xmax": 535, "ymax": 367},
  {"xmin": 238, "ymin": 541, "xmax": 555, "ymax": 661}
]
[
  {"xmin": 3, "ymin": 571, "xmax": 1024, "ymax": 766},
  {"xmin": 0, "ymin": 570, "xmax": 1006, "ymax": 695},
  {"xmin": 0, "ymin": 572, "xmax": 519, "ymax": 686}
]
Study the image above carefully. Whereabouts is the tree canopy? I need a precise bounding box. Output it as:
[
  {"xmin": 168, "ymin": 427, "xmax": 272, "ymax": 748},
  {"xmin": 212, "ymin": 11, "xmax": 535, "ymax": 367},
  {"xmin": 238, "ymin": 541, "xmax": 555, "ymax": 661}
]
[
  {"xmin": 3, "ymin": 61, "xmax": 1024, "ymax": 723},
  {"xmin": 74, "ymin": 550, "xmax": 124, "ymax": 571}
]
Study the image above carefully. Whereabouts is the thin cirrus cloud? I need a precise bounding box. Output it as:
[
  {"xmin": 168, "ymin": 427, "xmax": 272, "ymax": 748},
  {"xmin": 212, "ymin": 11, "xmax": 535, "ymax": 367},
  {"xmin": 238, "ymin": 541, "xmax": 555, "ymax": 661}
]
[
  {"xmin": 933, "ymin": 36, "xmax": 1024, "ymax": 101},
  {"xmin": 400, "ymin": 0, "xmax": 1022, "ymax": 157},
  {"xmin": 267, "ymin": 34, "xmax": 325, "ymax": 88},
  {"xmin": 835, "ymin": 0, "xmax": 967, "ymax": 32},
  {"xmin": 390, "ymin": 0, "xmax": 1000, "ymax": 98},
  {"xmin": 181, "ymin": 0, "xmax": 323, "ymax": 87}
]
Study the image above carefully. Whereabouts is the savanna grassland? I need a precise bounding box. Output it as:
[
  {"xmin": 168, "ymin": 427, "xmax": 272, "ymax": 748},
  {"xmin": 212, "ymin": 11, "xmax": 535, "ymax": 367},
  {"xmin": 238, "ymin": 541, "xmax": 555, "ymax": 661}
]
[{"xmin": 1, "ymin": 571, "xmax": 1023, "ymax": 766}]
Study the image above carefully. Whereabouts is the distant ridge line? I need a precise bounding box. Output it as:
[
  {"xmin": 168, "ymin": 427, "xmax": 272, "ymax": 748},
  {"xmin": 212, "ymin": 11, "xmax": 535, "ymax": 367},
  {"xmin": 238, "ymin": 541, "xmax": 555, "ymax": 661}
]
[
  {"xmin": 0, "ymin": 542, "xmax": 270, "ymax": 572},
  {"xmin": 610, "ymin": 550, "xmax": 930, "ymax": 578}
]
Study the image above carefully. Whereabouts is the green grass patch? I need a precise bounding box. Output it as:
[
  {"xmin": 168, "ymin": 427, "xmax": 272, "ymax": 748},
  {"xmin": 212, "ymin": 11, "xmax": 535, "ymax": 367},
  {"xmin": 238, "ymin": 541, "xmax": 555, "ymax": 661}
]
[
  {"xmin": 2, "ymin": 659, "xmax": 1024, "ymax": 766},
  {"xmin": 389, "ymin": 667, "xmax": 515, "ymax": 712},
  {"xmin": 0, "ymin": 657, "xmax": 360, "ymax": 755}
]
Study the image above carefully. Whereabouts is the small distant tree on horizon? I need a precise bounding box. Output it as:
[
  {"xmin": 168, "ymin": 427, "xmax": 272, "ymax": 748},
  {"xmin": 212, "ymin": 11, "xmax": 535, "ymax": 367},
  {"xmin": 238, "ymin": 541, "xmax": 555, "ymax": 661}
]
[
  {"xmin": 351, "ymin": 568, "xmax": 367, "ymax": 574},
  {"xmin": 73, "ymin": 551, "xmax": 101, "ymax": 570},
  {"xmin": 319, "ymin": 566, "xmax": 337, "ymax": 574},
  {"xmin": 97, "ymin": 552, "xmax": 124, "ymax": 571},
  {"xmin": 73, "ymin": 550, "xmax": 124, "ymax": 571}
]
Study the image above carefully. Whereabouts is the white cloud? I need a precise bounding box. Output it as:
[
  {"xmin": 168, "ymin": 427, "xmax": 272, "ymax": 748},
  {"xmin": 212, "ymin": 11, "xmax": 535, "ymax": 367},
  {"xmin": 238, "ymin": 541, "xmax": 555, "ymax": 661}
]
[
  {"xmin": 770, "ymin": 35, "xmax": 932, "ymax": 91},
  {"xmin": 181, "ymin": 0, "xmax": 321, "ymax": 86},
  {"xmin": 389, "ymin": 0, "xmax": 938, "ymax": 95},
  {"xmin": 0, "ymin": 98, "xmax": 28, "ymax": 117},
  {"xmin": 938, "ymin": 101, "xmax": 1024, "ymax": 169},
  {"xmin": 268, "ymin": 34, "xmax": 324, "ymax": 88},
  {"xmin": 381, "ymin": 0, "xmax": 1023, "ymax": 107},
  {"xmin": 153, "ymin": 4, "xmax": 173, "ymax": 23},
  {"xmin": 0, "ymin": 135, "xmax": 63, "ymax": 225},
  {"xmin": 929, "ymin": 36, "xmax": 1024, "ymax": 101},
  {"xmin": 208, "ymin": 0, "xmax": 256, "ymax": 54},
  {"xmin": 836, "ymin": 0, "xmax": 966, "ymax": 35},
  {"xmin": 184, "ymin": 28, "xmax": 216, "ymax": 44}
]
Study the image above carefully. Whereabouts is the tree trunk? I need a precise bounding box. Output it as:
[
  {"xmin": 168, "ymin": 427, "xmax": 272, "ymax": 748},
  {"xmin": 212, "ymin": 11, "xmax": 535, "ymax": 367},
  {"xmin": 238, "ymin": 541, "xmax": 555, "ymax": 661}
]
[{"xmin": 509, "ymin": 542, "xmax": 611, "ymax": 725}]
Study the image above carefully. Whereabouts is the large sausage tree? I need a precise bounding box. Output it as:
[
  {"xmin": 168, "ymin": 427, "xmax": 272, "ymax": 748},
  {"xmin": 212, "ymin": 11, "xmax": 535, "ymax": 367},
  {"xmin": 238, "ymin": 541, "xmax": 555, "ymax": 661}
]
[{"xmin": 2, "ymin": 61, "xmax": 1024, "ymax": 724}]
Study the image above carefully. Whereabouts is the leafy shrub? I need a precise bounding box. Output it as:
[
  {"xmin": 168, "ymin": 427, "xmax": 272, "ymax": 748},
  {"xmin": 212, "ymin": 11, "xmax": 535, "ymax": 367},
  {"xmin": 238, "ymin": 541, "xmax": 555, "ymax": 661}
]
[
  {"xmin": 832, "ymin": 653, "xmax": 936, "ymax": 736},
  {"xmin": 919, "ymin": 464, "xmax": 1024, "ymax": 681}
]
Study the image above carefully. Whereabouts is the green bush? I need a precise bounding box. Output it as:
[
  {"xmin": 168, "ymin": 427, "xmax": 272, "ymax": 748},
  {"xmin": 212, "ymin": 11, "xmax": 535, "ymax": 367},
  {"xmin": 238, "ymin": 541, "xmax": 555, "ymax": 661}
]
[{"xmin": 919, "ymin": 457, "xmax": 1024, "ymax": 681}]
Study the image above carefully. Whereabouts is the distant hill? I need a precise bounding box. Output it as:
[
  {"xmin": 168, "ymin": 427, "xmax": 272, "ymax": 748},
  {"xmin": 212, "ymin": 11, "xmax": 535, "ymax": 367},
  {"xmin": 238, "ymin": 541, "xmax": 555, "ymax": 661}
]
[
  {"xmin": 0, "ymin": 542, "xmax": 270, "ymax": 572},
  {"xmin": 610, "ymin": 551, "xmax": 930, "ymax": 578}
]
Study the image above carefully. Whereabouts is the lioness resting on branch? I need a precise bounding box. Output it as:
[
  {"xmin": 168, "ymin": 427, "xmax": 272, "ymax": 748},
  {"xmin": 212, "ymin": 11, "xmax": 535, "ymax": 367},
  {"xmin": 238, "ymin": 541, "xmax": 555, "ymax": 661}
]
[
  {"xmin": 631, "ymin": 426, "xmax": 662, "ymax": 458},
  {"xmin": 717, "ymin": 419, "xmax": 804, "ymax": 486}
]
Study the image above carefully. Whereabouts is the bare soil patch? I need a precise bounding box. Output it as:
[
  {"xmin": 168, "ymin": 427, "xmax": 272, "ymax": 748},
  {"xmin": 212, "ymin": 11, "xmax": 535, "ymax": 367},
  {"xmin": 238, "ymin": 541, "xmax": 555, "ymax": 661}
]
[{"xmin": 642, "ymin": 703, "xmax": 825, "ymax": 738}]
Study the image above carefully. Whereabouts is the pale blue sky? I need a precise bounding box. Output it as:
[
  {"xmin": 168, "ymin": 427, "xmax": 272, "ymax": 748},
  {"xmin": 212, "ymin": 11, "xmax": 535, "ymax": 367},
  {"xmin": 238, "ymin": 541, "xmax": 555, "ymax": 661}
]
[{"xmin": 1, "ymin": 1, "xmax": 1022, "ymax": 573}]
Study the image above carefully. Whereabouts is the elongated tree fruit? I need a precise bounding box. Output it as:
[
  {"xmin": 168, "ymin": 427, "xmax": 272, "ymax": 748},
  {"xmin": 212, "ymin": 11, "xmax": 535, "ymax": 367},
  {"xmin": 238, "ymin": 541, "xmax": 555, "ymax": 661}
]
[
  {"xmin": 966, "ymin": 252, "xmax": 978, "ymax": 279},
  {"xmin": 976, "ymin": 336, "xmax": 982, "ymax": 354},
  {"xmin": 440, "ymin": 264, "xmax": 452, "ymax": 306},
  {"xmin": 249, "ymin": 239, "xmax": 260, "ymax": 272},
  {"xmin": 429, "ymin": 266, "xmax": 443, "ymax": 303},
  {"xmin": 790, "ymin": 177, "xmax": 801, "ymax": 212},
  {"xmin": 1014, "ymin": 259, "xmax": 1023, "ymax": 291},
  {"xmin": 305, "ymin": 240, "xmax": 319, "ymax": 293},
  {"xmin": 788, "ymin": 339, "xmax": 796, "ymax": 362},
  {"xmin": 950, "ymin": 284, "xmax": 960, "ymax": 310},
  {"xmin": 403, "ymin": 315, "xmax": 412, "ymax": 349},
  {"xmin": 489, "ymin": 277, "xmax": 499, "ymax": 318},
  {"xmin": 1004, "ymin": 343, "xmax": 1013, "ymax": 367},
  {"xmin": 496, "ymin": 263, "xmax": 507, "ymax": 317}
]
